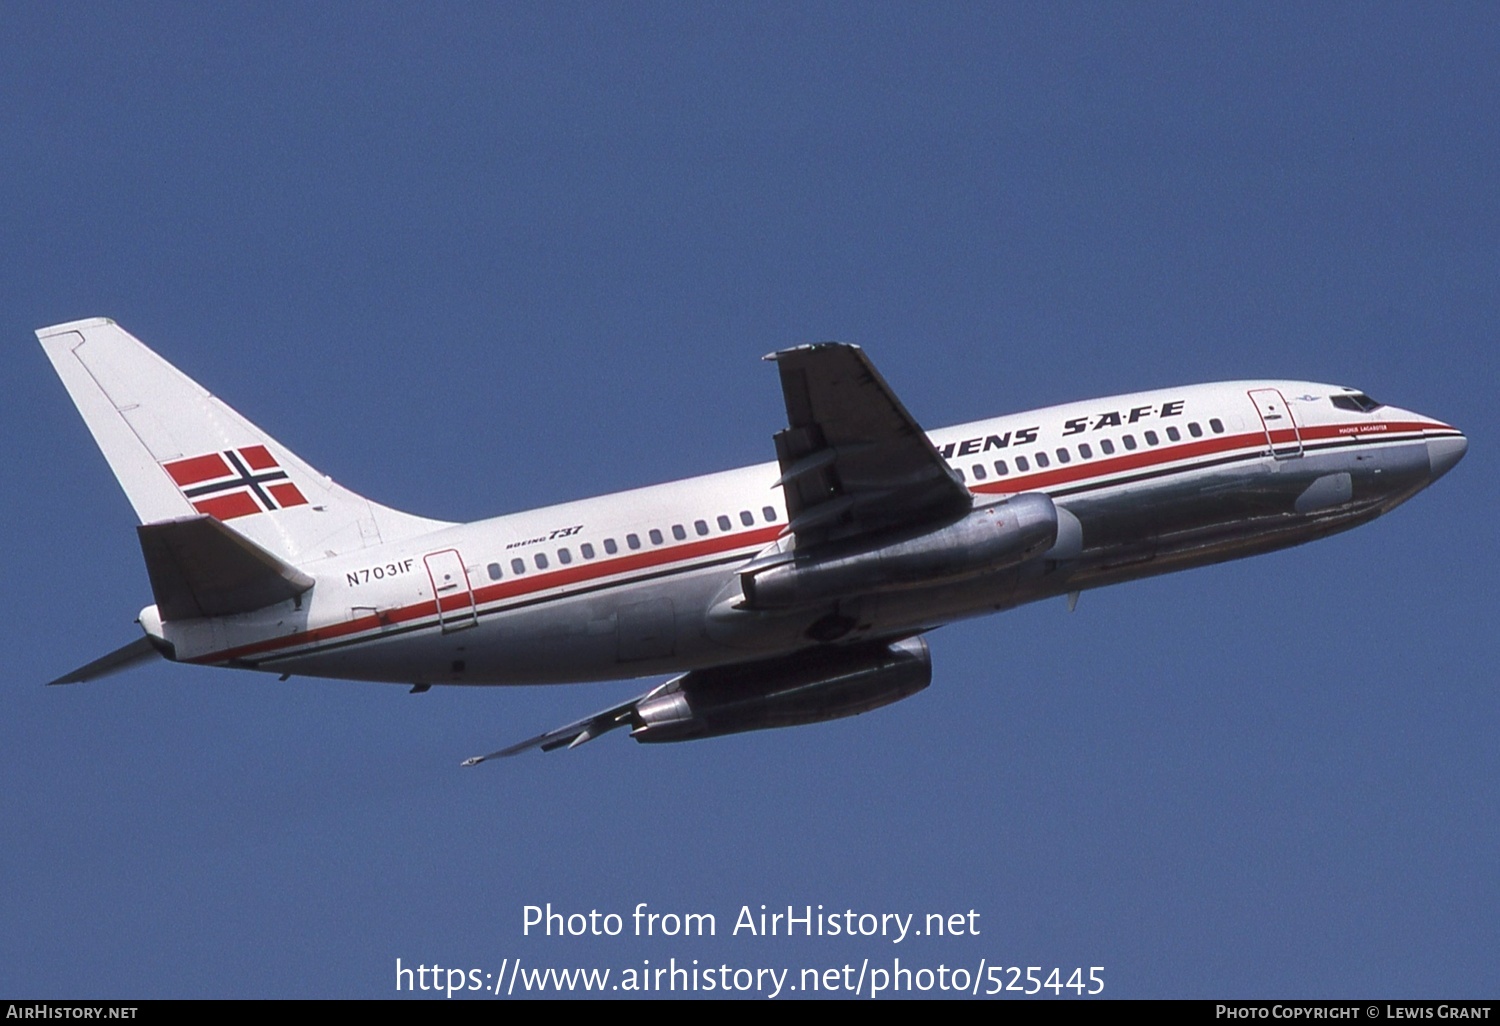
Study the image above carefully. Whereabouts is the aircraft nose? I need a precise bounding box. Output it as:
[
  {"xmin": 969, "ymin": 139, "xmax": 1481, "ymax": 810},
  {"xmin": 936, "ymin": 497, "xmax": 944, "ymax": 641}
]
[{"xmin": 1427, "ymin": 434, "xmax": 1467, "ymax": 482}]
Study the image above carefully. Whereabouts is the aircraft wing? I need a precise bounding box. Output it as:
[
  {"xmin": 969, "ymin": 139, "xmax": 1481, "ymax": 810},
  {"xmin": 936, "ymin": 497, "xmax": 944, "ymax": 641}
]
[
  {"xmin": 461, "ymin": 694, "xmax": 643, "ymax": 764},
  {"xmin": 767, "ymin": 343, "xmax": 971, "ymax": 546}
]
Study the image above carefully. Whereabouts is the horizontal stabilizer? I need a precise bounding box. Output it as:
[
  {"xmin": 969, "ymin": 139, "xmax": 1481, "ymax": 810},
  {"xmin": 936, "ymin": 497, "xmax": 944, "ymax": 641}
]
[
  {"xmin": 138, "ymin": 515, "xmax": 315, "ymax": 620},
  {"xmin": 47, "ymin": 635, "xmax": 161, "ymax": 685}
]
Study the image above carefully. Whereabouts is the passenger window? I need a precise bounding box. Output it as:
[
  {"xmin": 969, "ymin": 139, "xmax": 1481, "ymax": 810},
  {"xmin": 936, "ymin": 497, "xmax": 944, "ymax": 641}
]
[
  {"xmin": 762, "ymin": 506, "xmax": 776, "ymax": 522},
  {"xmin": 627, "ymin": 534, "xmax": 641, "ymax": 550},
  {"xmin": 1079, "ymin": 443, "xmax": 1093, "ymax": 459},
  {"xmin": 694, "ymin": 520, "xmax": 709, "ymax": 536},
  {"xmin": 971, "ymin": 463, "xmax": 987, "ymax": 480},
  {"xmin": 1123, "ymin": 435, "xmax": 1137, "ymax": 450},
  {"xmin": 1016, "ymin": 455, "xmax": 1030, "ymax": 472},
  {"xmin": 1166, "ymin": 426, "xmax": 1180, "ymax": 442},
  {"xmin": 1055, "ymin": 448, "xmax": 1071, "ymax": 464},
  {"xmin": 717, "ymin": 515, "xmax": 731, "ymax": 531},
  {"xmin": 649, "ymin": 529, "xmax": 664, "ymax": 545},
  {"xmin": 994, "ymin": 459, "xmax": 1009, "ymax": 476},
  {"xmin": 1100, "ymin": 438, "xmax": 1115, "ymax": 455},
  {"xmin": 955, "ymin": 468, "xmax": 966, "ymax": 482},
  {"xmin": 557, "ymin": 548, "xmax": 572, "ymax": 565},
  {"xmin": 580, "ymin": 543, "xmax": 595, "ymax": 559},
  {"xmin": 671, "ymin": 524, "xmax": 686, "ymax": 541},
  {"xmin": 740, "ymin": 510, "xmax": 754, "ymax": 527},
  {"xmin": 511, "ymin": 558, "xmax": 526, "ymax": 575},
  {"xmin": 604, "ymin": 538, "xmax": 618, "ymax": 555},
  {"xmin": 1035, "ymin": 452, "xmax": 1050, "ymax": 468},
  {"xmin": 1188, "ymin": 422, "xmax": 1203, "ymax": 438},
  {"xmin": 535, "ymin": 553, "xmax": 549, "ymax": 570},
  {"xmin": 1210, "ymin": 418, "xmax": 1224, "ymax": 434},
  {"xmin": 1144, "ymin": 430, "xmax": 1159, "ymax": 445}
]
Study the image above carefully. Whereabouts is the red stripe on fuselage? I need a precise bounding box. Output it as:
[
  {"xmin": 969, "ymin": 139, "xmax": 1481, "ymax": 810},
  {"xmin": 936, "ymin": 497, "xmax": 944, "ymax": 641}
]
[
  {"xmin": 465, "ymin": 526, "xmax": 784, "ymax": 610},
  {"xmin": 191, "ymin": 523, "xmax": 786, "ymax": 664},
  {"xmin": 967, "ymin": 421, "xmax": 1435, "ymax": 498},
  {"xmin": 187, "ymin": 418, "xmax": 1441, "ymax": 666}
]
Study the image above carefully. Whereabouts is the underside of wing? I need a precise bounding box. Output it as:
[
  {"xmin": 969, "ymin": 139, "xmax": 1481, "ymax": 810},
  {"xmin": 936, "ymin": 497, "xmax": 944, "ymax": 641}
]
[
  {"xmin": 462, "ymin": 696, "xmax": 643, "ymax": 764},
  {"xmin": 767, "ymin": 343, "xmax": 971, "ymax": 546}
]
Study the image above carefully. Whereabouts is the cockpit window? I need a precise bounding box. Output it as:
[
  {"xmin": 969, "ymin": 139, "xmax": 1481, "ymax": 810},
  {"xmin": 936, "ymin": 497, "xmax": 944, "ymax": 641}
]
[{"xmin": 1331, "ymin": 393, "xmax": 1383, "ymax": 413}]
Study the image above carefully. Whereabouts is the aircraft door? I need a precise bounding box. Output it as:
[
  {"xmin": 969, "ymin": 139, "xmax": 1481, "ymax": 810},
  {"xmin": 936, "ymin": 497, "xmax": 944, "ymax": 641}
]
[
  {"xmin": 424, "ymin": 548, "xmax": 478, "ymax": 632},
  {"xmin": 1248, "ymin": 389, "xmax": 1303, "ymax": 459}
]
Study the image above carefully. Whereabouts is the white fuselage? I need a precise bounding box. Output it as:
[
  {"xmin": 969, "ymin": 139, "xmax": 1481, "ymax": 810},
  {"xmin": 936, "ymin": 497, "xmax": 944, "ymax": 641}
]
[{"xmin": 147, "ymin": 380, "xmax": 1461, "ymax": 689}]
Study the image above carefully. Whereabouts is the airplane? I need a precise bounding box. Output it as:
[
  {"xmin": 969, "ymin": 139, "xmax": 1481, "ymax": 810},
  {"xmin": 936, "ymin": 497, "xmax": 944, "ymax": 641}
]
[{"xmin": 37, "ymin": 318, "xmax": 1466, "ymax": 762}]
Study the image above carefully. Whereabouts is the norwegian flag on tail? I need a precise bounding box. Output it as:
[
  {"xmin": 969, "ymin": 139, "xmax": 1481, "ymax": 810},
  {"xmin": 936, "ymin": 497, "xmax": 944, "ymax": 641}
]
[{"xmin": 161, "ymin": 445, "xmax": 309, "ymax": 520}]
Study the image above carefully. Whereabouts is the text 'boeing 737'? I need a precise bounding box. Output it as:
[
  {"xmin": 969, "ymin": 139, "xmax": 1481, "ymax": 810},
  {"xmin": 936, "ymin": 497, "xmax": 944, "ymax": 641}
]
[{"xmin": 37, "ymin": 319, "xmax": 1466, "ymax": 762}]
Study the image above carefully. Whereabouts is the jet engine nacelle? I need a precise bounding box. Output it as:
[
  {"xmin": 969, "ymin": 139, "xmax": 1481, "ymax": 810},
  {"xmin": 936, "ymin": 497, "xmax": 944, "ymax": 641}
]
[
  {"xmin": 739, "ymin": 492, "xmax": 1059, "ymax": 611},
  {"xmin": 630, "ymin": 636, "xmax": 931, "ymax": 743}
]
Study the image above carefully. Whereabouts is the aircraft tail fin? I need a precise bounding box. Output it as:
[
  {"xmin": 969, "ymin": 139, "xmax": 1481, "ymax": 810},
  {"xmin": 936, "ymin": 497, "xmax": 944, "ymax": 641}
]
[{"xmin": 37, "ymin": 318, "xmax": 451, "ymax": 566}]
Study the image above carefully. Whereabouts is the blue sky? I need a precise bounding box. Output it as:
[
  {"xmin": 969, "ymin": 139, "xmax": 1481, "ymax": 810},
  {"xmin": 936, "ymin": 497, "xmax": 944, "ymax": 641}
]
[{"xmin": 2, "ymin": 3, "xmax": 1496, "ymax": 998}]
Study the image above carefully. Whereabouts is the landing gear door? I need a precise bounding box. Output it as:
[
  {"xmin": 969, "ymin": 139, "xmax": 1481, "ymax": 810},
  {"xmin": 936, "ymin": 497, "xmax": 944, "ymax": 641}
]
[
  {"xmin": 424, "ymin": 548, "xmax": 478, "ymax": 632},
  {"xmin": 1249, "ymin": 388, "xmax": 1303, "ymax": 459}
]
